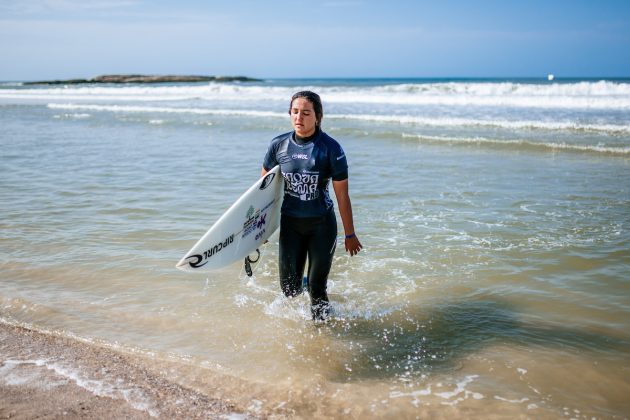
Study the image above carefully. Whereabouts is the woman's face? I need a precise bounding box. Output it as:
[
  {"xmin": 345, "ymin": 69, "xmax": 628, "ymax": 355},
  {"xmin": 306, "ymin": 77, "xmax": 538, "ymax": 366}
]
[{"xmin": 290, "ymin": 97, "xmax": 318, "ymax": 137}]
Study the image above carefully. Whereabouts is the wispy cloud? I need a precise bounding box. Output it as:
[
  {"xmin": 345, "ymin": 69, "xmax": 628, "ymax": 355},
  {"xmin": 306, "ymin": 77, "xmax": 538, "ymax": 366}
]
[
  {"xmin": 0, "ymin": 0, "xmax": 224, "ymax": 23},
  {"xmin": 9, "ymin": 0, "xmax": 140, "ymax": 11},
  {"xmin": 322, "ymin": 0, "xmax": 365, "ymax": 7},
  {"xmin": 0, "ymin": 0, "xmax": 142, "ymax": 18}
]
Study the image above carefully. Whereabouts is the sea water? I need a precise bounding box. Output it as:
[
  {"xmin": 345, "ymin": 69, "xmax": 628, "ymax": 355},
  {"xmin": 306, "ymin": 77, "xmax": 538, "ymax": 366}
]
[{"xmin": 1, "ymin": 78, "xmax": 629, "ymax": 418}]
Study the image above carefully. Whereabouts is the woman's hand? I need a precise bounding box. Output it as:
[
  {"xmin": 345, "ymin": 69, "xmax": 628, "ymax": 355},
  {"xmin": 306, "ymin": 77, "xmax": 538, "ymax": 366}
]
[
  {"xmin": 333, "ymin": 178, "xmax": 363, "ymax": 257},
  {"xmin": 345, "ymin": 234, "xmax": 363, "ymax": 256}
]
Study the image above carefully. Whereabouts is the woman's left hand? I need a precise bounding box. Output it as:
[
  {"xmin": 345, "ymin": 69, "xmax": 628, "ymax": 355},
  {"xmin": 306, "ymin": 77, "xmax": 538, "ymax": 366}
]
[{"xmin": 345, "ymin": 235, "xmax": 363, "ymax": 256}]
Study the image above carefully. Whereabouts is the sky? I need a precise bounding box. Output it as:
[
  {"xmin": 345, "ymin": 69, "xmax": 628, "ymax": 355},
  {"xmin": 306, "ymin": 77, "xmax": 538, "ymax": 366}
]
[{"xmin": 1, "ymin": 0, "xmax": 629, "ymax": 80}]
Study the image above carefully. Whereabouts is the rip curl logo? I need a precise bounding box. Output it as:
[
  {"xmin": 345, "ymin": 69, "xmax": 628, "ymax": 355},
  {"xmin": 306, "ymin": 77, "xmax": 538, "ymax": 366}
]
[
  {"xmin": 283, "ymin": 171, "xmax": 319, "ymax": 201},
  {"xmin": 185, "ymin": 234, "xmax": 234, "ymax": 268},
  {"xmin": 259, "ymin": 172, "xmax": 276, "ymax": 190}
]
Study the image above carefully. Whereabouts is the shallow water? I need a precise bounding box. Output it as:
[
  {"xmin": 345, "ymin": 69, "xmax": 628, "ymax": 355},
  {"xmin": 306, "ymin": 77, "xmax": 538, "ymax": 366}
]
[{"xmin": 1, "ymin": 79, "xmax": 629, "ymax": 418}]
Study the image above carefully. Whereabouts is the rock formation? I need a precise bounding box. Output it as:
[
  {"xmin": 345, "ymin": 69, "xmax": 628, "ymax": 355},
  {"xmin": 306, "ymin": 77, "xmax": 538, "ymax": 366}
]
[{"xmin": 25, "ymin": 74, "xmax": 261, "ymax": 85}]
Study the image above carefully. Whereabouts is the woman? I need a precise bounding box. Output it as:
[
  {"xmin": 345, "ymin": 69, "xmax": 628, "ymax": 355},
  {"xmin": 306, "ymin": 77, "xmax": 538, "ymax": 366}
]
[{"xmin": 261, "ymin": 91, "xmax": 363, "ymax": 321}]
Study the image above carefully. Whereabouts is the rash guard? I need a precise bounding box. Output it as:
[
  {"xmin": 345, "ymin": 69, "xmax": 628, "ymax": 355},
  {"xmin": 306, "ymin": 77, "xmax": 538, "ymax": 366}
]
[{"xmin": 263, "ymin": 129, "xmax": 348, "ymax": 218}]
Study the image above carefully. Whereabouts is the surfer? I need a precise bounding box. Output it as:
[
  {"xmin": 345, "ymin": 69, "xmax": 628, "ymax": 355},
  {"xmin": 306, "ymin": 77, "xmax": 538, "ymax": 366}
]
[{"xmin": 262, "ymin": 91, "xmax": 363, "ymax": 321}]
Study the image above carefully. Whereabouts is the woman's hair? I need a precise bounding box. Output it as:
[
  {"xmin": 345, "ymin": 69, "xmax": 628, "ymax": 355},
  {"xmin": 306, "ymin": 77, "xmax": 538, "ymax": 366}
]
[{"xmin": 289, "ymin": 91, "xmax": 323, "ymax": 126}]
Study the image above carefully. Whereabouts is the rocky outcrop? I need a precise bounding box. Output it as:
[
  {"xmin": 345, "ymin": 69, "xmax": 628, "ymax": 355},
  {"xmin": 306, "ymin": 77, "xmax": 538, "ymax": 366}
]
[{"xmin": 24, "ymin": 74, "xmax": 261, "ymax": 85}]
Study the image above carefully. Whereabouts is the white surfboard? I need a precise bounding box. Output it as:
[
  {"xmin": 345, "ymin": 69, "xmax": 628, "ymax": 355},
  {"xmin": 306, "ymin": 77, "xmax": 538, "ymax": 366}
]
[{"xmin": 176, "ymin": 166, "xmax": 283, "ymax": 272}]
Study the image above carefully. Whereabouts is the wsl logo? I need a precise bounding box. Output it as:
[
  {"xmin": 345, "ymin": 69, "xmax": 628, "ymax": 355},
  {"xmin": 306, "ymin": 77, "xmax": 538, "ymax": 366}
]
[{"xmin": 292, "ymin": 153, "xmax": 309, "ymax": 160}]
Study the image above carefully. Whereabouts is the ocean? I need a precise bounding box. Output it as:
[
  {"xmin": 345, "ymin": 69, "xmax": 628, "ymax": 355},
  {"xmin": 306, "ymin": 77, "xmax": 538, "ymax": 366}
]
[{"xmin": 1, "ymin": 78, "xmax": 629, "ymax": 418}]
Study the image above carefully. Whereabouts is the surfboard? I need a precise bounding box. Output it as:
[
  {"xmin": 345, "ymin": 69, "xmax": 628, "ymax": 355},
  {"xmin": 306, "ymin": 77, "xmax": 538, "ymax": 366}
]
[{"xmin": 176, "ymin": 166, "xmax": 283, "ymax": 272}]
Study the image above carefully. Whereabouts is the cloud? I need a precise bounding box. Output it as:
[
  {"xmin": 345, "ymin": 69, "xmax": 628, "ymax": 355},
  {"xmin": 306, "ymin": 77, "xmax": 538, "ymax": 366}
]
[
  {"xmin": 0, "ymin": 0, "xmax": 142, "ymax": 19},
  {"xmin": 322, "ymin": 0, "xmax": 365, "ymax": 7}
]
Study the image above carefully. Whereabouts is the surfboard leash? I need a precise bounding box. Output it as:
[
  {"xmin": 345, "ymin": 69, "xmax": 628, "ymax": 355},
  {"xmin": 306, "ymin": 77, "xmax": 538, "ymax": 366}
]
[{"xmin": 244, "ymin": 248, "xmax": 261, "ymax": 277}]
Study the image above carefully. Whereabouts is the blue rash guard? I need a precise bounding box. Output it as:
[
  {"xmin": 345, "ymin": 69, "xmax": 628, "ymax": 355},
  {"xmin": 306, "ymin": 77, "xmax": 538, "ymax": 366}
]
[{"xmin": 263, "ymin": 129, "xmax": 348, "ymax": 218}]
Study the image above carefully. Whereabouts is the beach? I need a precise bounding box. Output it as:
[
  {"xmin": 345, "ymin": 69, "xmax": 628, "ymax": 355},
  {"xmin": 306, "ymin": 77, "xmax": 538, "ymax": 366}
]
[
  {"xmin": 1, "ymin": 78, "xmax": 629, "ymax": 418},
  {"xmin": 0, "ymin": 321, "xmax": 245, "ymax": 419}
]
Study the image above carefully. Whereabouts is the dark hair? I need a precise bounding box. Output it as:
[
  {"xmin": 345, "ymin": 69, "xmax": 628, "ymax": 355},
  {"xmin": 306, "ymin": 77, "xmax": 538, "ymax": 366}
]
[{"xmin": 289, "ymin": 91, "xmax": 323, "ymax": 126}]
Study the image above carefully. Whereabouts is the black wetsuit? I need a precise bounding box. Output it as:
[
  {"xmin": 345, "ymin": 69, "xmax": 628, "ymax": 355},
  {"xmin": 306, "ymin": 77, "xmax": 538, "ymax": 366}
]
[{"xmin": 263, "ymin": 129, "xmax": 348, "ymax": 320}]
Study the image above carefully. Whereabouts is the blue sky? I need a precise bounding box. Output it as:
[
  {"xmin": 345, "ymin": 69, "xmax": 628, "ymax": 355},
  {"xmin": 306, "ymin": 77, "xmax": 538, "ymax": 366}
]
[{"xmin": 1, "ymin": 0, "xmax": 629, "ymax": 80}]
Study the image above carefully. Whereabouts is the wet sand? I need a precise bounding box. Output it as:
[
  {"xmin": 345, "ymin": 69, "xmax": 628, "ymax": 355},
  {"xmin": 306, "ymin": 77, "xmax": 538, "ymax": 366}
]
[{"xmin": 0, "ymin": 321, "xmax": 246, "ymax": 419}]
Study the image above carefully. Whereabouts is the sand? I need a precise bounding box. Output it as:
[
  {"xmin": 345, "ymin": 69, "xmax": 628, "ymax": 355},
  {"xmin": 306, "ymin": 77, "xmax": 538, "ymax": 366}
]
[{"xmin": 0, "ymin": 321, "xmax": 249, "ymax": 419}]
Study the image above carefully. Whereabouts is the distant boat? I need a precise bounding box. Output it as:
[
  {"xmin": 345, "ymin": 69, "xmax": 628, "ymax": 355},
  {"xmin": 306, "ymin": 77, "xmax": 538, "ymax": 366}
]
[{"xmin": 547, "ymin": 74, "xmax": 555, "ymax": 81}]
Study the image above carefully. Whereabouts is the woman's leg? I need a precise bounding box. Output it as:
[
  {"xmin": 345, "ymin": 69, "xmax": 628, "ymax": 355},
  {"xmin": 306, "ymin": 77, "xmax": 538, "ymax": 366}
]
[
  {"xmin": 307, "ymin": 211, "xmax": 338, "ymax": 320},
  {"xmin": 279, "ymin": 215, "xmax": 308, "ymax": 298}
]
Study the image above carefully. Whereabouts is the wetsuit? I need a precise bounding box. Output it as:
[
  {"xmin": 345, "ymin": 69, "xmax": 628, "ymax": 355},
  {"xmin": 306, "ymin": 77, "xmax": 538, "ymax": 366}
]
[{"xmin": 263, "ymin": 129, "xmax": 348, "ymax": 320}]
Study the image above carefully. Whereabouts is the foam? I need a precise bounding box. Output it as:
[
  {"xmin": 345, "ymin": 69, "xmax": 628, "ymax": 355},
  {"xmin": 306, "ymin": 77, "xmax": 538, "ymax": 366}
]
[
  {"xmin": 435, "ymin": 375, "xmax": 484, "ymax": 406},
  {"xmin": 338, "ymin": 114, "xmax": 630, "ymax": 134},
  {"xmin": 264, "ymin": 294, "xmax": 312, "ymax": 321},
  {"xmin": 389, "ymin": 375, "xmax": 484, "ymax": 406},
  {"xmin": 494, "ymin": 396, "xmax": 530, "ymax": 404},
  {"xmin": 2, "ymin": 80, "xmax": 630, "ymax": 109},
  {"xmin": 47, "ymin": 103, "xmax": 284, "ymax": 118},
  {"xmin": 0, "ymin": 359, "xmax": 50, "ymax": 386},
  {"xmin": 0, "ymin": 84, "xmax": 290, "ymax": 102},
  {"xmin": 0, "ymin": 358, "xmax": 160, "ymax": 417},
  {"xmin": 331, "ymin": 300, "xmax": 401, "ymax": 321},
  {"xmin": 46, "ymin": 103, "xmax": 630, "ymax": 136},
  {"xmin": 325, "ymin": 80, "xmax": 630, "ymax": 109},
  {"xmin": 401, "ymin": 133, "xmax": 630, "ymax": 156},
  {"xmin": 52, "ymin": 112, "xmax": 91, "ymax": 119},
  {"xmin": 390, "ymin": 385, "xmax": 432, "ymax": 400}
]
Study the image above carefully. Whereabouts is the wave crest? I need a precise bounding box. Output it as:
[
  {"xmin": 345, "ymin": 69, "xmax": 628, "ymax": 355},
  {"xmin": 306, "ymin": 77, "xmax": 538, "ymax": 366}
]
[{"xmin": 2, "ymin": 80, "xmax": 629, "ymax": 109}]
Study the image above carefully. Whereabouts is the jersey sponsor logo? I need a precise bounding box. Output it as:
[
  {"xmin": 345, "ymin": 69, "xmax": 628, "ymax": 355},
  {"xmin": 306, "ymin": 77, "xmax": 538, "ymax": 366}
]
[
  {"xmin": 283, "ymin": 171, "xmax": 320, "ymax": 201},
  {"xmin": 292, "ymin": 153, "xmax": 309, "ymax": 160},
  {"xmin": 185, "ymin": 234, "xmax": 234, "ymax": 268}
]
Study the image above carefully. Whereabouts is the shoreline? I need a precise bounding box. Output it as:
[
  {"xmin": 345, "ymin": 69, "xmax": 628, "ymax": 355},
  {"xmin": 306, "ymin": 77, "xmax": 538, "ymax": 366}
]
[{"xmin": 0, "ymin": 321, "xmax": 249, "ymax": 419}]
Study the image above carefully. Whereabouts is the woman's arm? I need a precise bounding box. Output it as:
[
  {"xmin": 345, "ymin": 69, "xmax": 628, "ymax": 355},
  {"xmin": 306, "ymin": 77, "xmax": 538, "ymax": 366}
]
[{"xmin": 333, "ymin": 179, "xmax": 363, "ymax": 256}]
